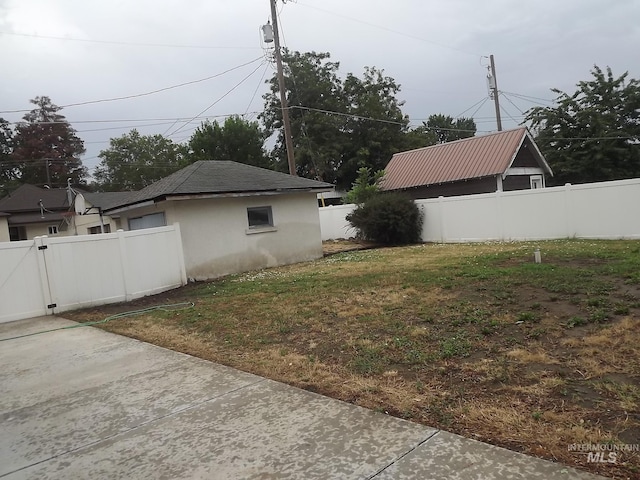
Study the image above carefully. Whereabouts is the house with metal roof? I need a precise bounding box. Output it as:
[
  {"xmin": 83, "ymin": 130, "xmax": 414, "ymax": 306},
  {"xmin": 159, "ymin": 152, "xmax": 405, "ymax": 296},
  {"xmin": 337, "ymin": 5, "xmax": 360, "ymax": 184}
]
[
  {"xmin": 381, "ymin": 127, "xmax": 553, "ymax": 199},
  {"xmin": 0, "ymin": 184, "xmax": 126, "ymax": 242},
  {"xmin": 102, "ymin": 160, "xmax": 334, "ymax": 280}
]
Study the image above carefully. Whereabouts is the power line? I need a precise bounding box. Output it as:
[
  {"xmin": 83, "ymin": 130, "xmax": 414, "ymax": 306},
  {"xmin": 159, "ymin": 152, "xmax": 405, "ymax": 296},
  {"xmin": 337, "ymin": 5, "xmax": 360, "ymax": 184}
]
[
  {"xmin": 499, "ymin": 104, "xmax": 520, "ymax": 125},
  {"xmin": 0, "ymin": 57, "xmax": 265, "ymax": 114},
  {"xmin": 289, "ymin": 105, "xmax": 406, "ymax": 126},
  {"xmin": 6, "ymin": 114, "xmax": 258, "ymax": 126},
  {"xmin": 0, "ymin": 30, "xmax": 260, "ymax": 51},
  {"xmin": 454, "ymin": 98, "xmax": 490, "ymax": 118},
  {"xmin": 290, "ymin": 105, "xmax": 490, "ymax": 134},
  {"xmin": 468, "ymin": 97, "xmax": 490, "ymax": 119},
  {"xmin": 77, "ymin": 121, "xmax": 184, "ymax": 133},
  {"xmin": 501, "ymin": 91, "xmax": 554, "ymax": 105},
  {"xmin": 166, "ymin": 61, "xmax": 268, "ymax": 138},
  {"xmin": 499, "ymin": 92, "xmax": 525, "ymax": 115},
  {"xmin": 243, "ymin": 63, "xmax": 270, "ymax": 118}
]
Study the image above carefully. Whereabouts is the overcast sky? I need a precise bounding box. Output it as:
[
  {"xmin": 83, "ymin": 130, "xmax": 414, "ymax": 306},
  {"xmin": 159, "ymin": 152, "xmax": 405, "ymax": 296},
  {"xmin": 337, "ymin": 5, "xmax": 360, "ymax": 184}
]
[{"xmin": 1, "ymin": 0, "xmax": 639, "ymax": 175}]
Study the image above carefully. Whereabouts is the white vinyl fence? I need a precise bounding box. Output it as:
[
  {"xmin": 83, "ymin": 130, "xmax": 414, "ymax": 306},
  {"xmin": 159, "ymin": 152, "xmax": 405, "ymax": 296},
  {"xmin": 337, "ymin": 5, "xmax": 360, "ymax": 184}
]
[
  {"xmin": 319, "ymin": 178, "xmax": 640, "ymax": 242},
  {"xmin": 0, "ymin": 225, "xmax": 187, "ymax": 324}
]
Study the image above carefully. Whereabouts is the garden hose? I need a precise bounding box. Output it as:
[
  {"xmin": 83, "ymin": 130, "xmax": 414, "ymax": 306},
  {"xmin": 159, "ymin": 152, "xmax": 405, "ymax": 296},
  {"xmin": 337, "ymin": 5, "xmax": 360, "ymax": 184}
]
[{"xmin": 0, "ymin": 302, "xmax": 194, "ymax": 342}]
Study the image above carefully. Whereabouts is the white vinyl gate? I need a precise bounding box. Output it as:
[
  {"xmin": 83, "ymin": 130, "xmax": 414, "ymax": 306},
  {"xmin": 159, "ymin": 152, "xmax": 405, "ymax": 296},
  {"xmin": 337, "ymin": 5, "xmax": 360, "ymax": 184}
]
[{"xmin": 0, "ymin": 225, "xmax": 187, "ymax": 324}]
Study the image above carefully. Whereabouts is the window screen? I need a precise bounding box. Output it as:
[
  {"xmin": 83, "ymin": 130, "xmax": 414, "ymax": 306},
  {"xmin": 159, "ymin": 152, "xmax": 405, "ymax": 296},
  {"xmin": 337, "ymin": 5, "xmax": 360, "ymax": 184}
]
[{"xmin": 247, "ymin": 206, "xmax": 273, "ymax": 228}]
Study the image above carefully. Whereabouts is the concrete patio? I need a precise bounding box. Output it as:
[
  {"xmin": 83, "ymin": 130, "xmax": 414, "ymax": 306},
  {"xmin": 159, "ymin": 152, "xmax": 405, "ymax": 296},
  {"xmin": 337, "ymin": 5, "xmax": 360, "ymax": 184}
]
[{"xmin": 0, "ymin": 316, "xmax": 605, "ymax": 479}]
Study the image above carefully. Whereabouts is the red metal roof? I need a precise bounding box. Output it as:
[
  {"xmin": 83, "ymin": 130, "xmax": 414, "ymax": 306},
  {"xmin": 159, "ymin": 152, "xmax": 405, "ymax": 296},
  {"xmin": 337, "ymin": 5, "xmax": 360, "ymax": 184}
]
[{"xmin": 381, "ymin": 127, "xmax": 531, "ymax": 191}]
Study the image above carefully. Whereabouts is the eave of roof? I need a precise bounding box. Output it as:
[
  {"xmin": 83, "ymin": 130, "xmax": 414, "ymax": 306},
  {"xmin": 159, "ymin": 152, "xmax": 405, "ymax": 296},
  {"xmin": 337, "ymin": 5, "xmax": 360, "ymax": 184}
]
[{"xmin": 7, "ymin": 212, "xmax": 66, "ymax": 225}]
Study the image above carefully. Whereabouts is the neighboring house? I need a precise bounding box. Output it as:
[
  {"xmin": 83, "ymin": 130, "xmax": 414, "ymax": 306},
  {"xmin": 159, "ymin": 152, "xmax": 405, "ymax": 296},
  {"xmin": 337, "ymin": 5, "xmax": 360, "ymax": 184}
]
[
  {"xmin": 0, "ymin": 184, "xmax": 127, "ymax": 241},
  {"xmin": 103, "ymin": 160, "xmax": 333, "ymax": 280},
  {"xmin": 381, "ymin": 127, "xmax": 553, "ymax": 199}
]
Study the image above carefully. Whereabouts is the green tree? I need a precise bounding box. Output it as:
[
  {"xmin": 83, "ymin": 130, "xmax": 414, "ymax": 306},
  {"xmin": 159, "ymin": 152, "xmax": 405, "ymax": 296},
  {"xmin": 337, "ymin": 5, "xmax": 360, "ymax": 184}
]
[
  {"xmin": 344, "ymin": 166, "xmax": 384, "ymax": 204},
  {"xmin": 337, "ymin": 67, "xmax": 410, "ymax": 189},
  {"xmin": 188, "ymin": 116, "xmax": 270, "ymax": 168},
  {"xmin": 402, "ymin": 124, "xmax": 438, "ymax": 151},
  {"xmin": 526, "ymin": 66, "xmax": 640, "ymax": 184},
  {"xmin": 262, "ymin": 52, "xmax": 411, "ymax": 188},
  {"xmin": 11, "ymin": 96, "xmax": 86, "ymax": 187},
  {"xmin": 95, "ymin": 129, "xmax": 187, "ymax": 191},
  {"xmin": 261, "ymin": 50, "xmax": 347, "ymax": 182},
  {"xmin": 424, "ymin": 114, "xmax": 476, "ymax": 143},
  {"xmin": 0, "ymin": 118, "xmax": 16, "ymax": 194}
]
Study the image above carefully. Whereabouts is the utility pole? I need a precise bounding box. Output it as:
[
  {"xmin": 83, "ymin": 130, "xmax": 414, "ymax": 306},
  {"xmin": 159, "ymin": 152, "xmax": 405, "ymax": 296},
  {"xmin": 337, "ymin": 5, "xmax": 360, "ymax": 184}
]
[
  {"xmin": 488, "ymin": 54, "xmax": 502, "ymax": 131},
  {"xmin": 269, "ymin": 0, "xmax": 296, "ymax": 175}
]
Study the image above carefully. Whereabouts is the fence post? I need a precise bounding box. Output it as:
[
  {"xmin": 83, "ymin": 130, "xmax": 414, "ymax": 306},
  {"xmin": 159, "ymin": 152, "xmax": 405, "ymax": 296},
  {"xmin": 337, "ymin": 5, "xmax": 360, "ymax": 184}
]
[
  {"xmin": 172, "ymin": 223, "xmax": 188, "ymax": 285},
  {"xmin": 34, "ymin": 236, "xmax": 55, "ymax": 315},
  {"xmin": 117, "ymin": 229, "xmax": 132, "ymax": 301},
  {"xmin": 495, "ymin": 190, "xmax": 504, "ymax": 241},
  {"xmin": 564, "ymin": 183, "xmax": 573, "ymax": 237},
  {"xmin": 438, "ymin": 196, "xmax": 445, "ymax": 243}
]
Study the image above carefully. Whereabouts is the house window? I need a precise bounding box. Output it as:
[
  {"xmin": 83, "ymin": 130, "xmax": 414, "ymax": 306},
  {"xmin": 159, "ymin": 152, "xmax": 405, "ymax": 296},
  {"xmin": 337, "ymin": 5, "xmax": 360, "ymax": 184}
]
[
  {"xmin": 48, "ymin": 225, "xmax": 58, "ymax": 235},
  {"xmin": 9, "ymin": 226, "xmax": 27, "ymax": 241},
  {"xmin": 88, "ymin": 225, "xmax": 111, "ymax": 234},
  {"xmin": 530, "ymin": 175, "xmax": 543, "ymax": 189},
  {"xmin": 128, "ymin": 212, "xmax": 166, "ymax": 231},
  {"xmin": 247, "ymin": 206, "xmax": 273, "ymax": 229}
]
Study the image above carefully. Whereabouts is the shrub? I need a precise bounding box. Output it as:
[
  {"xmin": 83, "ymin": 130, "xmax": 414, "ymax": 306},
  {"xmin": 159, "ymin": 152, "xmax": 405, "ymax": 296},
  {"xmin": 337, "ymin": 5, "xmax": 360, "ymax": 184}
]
[{"xmin": 346, "ymin": 193, "xmax": 423, "ymax": 245}]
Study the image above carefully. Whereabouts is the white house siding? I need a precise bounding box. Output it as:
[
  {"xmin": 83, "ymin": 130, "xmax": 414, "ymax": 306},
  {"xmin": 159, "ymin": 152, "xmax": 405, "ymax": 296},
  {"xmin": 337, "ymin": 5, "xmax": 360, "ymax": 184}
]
[
  {"xmin": 74, "ymin": 211, "xmax": 119, "ymax": 235},
  {"xmin": 116, "ymin": 192, "xmax": 323, "ymax": 280}
]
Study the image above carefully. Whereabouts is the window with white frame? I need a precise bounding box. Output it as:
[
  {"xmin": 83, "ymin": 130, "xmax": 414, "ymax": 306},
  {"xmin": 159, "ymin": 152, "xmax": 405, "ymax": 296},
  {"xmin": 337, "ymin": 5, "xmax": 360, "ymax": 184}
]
[
  {"xmin": 247, "ymin": 206, "xmax": 273, "ymax": 229},
  {"xmin": 48, "ymin": 225, "xmax": 58, "ymax": 235},
  {"xmin": 530, "ymin": 175, "xmax": 543, "ymax": 189}
]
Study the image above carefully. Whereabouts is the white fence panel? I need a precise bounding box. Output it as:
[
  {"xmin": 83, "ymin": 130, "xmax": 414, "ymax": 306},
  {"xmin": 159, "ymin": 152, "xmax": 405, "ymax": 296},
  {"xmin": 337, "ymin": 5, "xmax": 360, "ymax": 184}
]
[
  {"xmin": 116, "ymin": 225, "xmax": 187, "ymax": 300},
  {"xmin": 497, "ymin": 187, "xmax": 568, "ymax": 240},
  {"xmin": 319, "ymin": 178, "xmax": 640, "ymax": 242},
  {"xmin": 319, "ymin": 204, "xmax": 356, "ymax": 240},
  {"xmin": 0, "ymin": 241, "xmax": 46, "ymax": 323},
  {"xmin": 568, "ymin": 180, "xmax": 640, "ymax": 238},
  {"xmin": 41, "ymin": 234, "xmax": 127, "ymax": 312},
  {"xmin": 0, "ymin": 224, "xmax": 187, "ymax": 323}
]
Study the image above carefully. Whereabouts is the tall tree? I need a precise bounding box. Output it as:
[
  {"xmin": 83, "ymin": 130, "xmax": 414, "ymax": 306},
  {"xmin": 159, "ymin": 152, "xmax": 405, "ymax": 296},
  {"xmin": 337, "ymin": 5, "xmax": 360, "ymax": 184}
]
[
  {"xmin": 11, "ymin": 96, "xmax": 86, "ymax": 187},
  {"xmin": 0, "ymin": 119, "xmax": 15, "ymax": 195},
  {"xmin": 526, "ymin": 66, "xmax": 640, "ymax": 184},
  {"xmin": 337, "ymin": 67, "xmax": 409, "ymax": 188},
  {"xmin": 262, "ymin": 50, "xmax": 347, "ymax": 182},
  {"xmin": 188, "ymin": 116, "xmax": 270, "ymax": 168},
  {"xmin": 424, "ymin": 114, "xmax": 476, "ymax": 144},
  {"xmin": 262, "ymin": 50, "xmax": 411, "ymax": 189},
  {"xmin": 95, "ymin": 129, "xmax": 187, "ymax": 191}
]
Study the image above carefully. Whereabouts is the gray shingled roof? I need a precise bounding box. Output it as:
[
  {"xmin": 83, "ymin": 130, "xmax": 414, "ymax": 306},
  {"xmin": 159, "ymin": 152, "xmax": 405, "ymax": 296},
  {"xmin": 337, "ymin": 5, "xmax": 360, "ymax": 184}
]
[
  {"xmin": 0, "ymin": 184, "xmax": 71, "ymax": 212},
  {"xmin": 83, "ymin": 192, "xmax": 135, "ymax": 211},
  {"xmin": 105, "ymin": 161, "xmax": 333, "ymax": 211}
]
